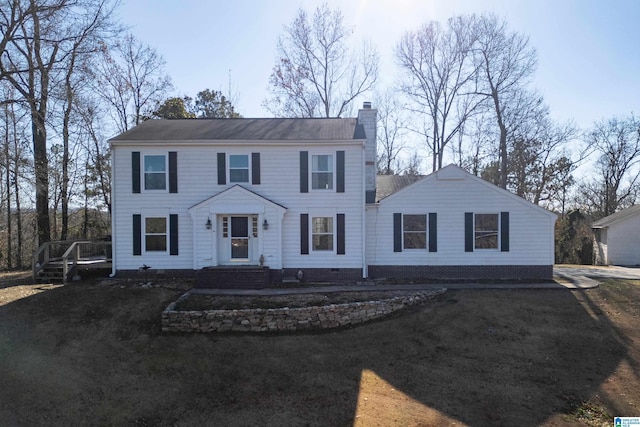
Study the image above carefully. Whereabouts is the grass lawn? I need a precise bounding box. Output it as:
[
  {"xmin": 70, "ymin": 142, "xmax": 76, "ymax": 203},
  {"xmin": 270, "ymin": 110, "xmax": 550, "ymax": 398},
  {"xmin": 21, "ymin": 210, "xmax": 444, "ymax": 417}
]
[{"xmin": 1, "ymin": 274, "xmax": 639, "ymax": 426}]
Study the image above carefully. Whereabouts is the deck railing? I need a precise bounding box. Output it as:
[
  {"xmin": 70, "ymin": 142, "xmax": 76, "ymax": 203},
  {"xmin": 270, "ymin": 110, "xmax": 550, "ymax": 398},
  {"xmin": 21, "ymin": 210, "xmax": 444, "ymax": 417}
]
[{"xmin": 33, "ymin": 240, "xmax": 112, "ymax": 282}]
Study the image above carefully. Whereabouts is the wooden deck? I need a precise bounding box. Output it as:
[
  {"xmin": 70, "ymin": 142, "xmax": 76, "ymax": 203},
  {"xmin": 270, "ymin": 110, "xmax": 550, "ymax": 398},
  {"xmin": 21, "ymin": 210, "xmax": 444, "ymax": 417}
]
[{"xmin": 33, "ymin": 240, "xmax": 112, "ymax": 282}]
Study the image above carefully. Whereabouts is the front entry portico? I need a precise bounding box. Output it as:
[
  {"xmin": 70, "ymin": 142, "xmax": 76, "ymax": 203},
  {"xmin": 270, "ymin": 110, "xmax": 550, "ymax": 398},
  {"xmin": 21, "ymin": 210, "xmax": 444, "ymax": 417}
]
[{"xmin": 188, "ymin": 185, "xmax": 287, "ymax": 270}]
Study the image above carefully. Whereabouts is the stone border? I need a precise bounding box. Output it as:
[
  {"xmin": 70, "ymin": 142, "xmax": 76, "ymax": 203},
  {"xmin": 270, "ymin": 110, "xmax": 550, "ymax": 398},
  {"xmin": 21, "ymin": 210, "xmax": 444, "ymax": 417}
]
[{"xmin": 161, "ymin": 289, "xmax": 446, "ymax": 333}]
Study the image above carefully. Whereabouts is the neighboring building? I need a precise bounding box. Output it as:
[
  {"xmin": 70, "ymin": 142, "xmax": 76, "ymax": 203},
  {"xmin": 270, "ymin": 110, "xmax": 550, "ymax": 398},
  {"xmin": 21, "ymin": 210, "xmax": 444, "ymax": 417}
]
[
  {"xmin": 108, "ymin": 103, "xmax": 557, "ymax": 286},
  {"xmin": 592, "ymin": 205, "xmax": 640, "ymax": 265}
]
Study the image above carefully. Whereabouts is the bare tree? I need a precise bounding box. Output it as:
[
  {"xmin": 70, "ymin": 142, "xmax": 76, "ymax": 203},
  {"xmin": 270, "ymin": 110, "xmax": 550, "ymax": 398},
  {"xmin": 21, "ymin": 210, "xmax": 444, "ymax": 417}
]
[
  {"xmin": 472, "ymin": 13, "xmax": 537, "ymax": 188},
  {"xmin": 0, "ymin": 0, "xmax": 118, "ymax": 245},
  {"xmin": 576, "ymin": 115, "xmax": 640, "ymax": 218},
  {"xmin": 375, "ymin": 90, "xmax": 408, "ymax": 175},
  {"xmin": 264, "ymin": 3, "xmax": 379, "ymax": 118},
  {"xmin": 396, "ymin": 15, "xmax": 482, "ymax": 172},
  {"xmin": 91, "ymin": 33, "xmax": 172, "ymax": 132},
  {"xmin": 0, "ymin": 0, "xmax": 70, "ymax": 245}
]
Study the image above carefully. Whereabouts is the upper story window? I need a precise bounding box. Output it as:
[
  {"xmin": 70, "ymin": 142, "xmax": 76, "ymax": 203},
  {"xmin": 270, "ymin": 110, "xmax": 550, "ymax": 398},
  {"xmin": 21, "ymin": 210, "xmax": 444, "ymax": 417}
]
[
  {"xmin": 312, "ymin": 154, "xmax": 333, "ymax": 190},
  {"xmin": 403, "ymin": 214, "xmax": 427, "ymax": 249},
  {"xmin": 229, "ymin": 154, "xmax": 249, "ymax": 183},
  {"xmin": 144, "ymin": 155, "xmax": 166, "ymax": 190},
  {"xmin": 475, "ymin": 213, "xmax": 499, "ymax": 249}
]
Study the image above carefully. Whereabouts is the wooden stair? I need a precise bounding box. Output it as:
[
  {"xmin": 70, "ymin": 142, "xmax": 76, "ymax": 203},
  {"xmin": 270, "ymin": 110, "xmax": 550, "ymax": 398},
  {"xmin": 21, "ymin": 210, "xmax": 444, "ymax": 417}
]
[
  {"xmin": 36, "ymin": 262, "xmax": 66, "ymax": 282},
  {"xmin": 196, "ymin": 266, "xmax": 270, "ymax": 289}
]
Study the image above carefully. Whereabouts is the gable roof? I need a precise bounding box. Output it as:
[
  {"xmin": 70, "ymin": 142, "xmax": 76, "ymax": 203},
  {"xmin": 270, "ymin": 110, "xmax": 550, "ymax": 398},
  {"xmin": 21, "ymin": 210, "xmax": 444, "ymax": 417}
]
[
  {"xmin": 188, "ymin": 185, "xmax": 287, "ymax": 212},
  {"xmin": 377, "ymin": 164, "xmax": 558, "ymax": 218},
  {"xmin": 592, "ymin": 205, "xmax": 640, "ymax": 228},
  {"xmin": 109, "ymin": 118, "xmax": 362, "ymax": 143},
  {"xmin": 375, "ymin": 174, "xmax": 423, "ymax": 202}
]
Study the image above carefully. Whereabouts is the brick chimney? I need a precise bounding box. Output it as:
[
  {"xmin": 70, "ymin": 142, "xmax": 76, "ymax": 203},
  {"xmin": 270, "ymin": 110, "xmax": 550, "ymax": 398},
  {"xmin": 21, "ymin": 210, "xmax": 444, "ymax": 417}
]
[{"xmin": 357, "ymin": 101, "xmax": 377, "ymax": 203}]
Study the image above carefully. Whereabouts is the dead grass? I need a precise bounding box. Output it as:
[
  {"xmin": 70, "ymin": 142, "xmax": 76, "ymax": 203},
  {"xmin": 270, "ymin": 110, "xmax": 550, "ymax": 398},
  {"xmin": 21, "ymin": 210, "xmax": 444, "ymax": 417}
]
[{"xmin": 1, "ymin": 275, "xmax": 639, "ymax": 426}]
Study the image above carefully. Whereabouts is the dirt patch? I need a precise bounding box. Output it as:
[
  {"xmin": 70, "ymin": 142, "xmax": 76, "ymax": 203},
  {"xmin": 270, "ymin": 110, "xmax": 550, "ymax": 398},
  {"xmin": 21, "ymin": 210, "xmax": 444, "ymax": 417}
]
[
  {"xmin": 1, "ymin": 273, "xmax": 639, "ymax": 425},
  {"xmin": 175, "ymin": 290, "xmax": 433, "ymax": 311}
]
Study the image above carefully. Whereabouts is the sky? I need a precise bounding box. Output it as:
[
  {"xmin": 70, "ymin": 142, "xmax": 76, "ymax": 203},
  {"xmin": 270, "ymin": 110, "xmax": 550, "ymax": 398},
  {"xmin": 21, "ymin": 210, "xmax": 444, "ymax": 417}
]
[{"xmin": 117, "ymin": 0, "xmax": 640, "ymax": 132}]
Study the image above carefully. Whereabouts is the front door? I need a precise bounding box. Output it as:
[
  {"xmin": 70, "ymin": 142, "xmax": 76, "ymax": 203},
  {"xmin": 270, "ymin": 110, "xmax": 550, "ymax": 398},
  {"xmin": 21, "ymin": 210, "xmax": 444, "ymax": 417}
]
[{"xmin": 230, "ymin": 216, "xmax": 250, "ymax": 260}]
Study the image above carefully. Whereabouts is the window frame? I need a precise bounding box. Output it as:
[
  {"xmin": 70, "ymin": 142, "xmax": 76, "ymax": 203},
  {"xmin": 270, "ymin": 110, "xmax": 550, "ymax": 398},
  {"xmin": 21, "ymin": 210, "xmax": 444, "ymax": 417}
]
[
  {"xmin": 228, "ymin": 154, "xmax": 250, "ymax": 183},
  {"xmin": 144, "ymin": 215, "xmax": 168, "ymax": 252},
  {"xmin": 311, "ymin": 215, "xmax": 334, "ymax": 252},
  {"xmin": 403, "ymin": 214, "xmax": 427, "ymax": 250},
  {"xmin": 474, "ymin": 213, "xmax": 500, "ymax": 250},
  {"xmin": 142, "ymin": 154, "xmax": 168, "ymax": 192},
  {"xmin": 311, "ymin": 153, "xmax": 334, "ymax": 190}
]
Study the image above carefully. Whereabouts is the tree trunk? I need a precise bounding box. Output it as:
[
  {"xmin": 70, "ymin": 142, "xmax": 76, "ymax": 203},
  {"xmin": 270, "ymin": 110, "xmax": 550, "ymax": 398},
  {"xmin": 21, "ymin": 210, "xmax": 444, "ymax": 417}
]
[
  {"xmin": 3, "ymin": 104, "xmax": 12, "ymax": 269},
  {"xmin": 32, "ymin": 114, "xmax": 50, "ymax": 246}
]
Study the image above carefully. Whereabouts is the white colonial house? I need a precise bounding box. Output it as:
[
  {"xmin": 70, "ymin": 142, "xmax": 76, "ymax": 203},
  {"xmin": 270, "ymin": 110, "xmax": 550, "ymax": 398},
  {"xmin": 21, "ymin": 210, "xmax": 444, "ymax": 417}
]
[{"xmin": 108, "ymin": 103, "xmax": 557, "ymax": 287}]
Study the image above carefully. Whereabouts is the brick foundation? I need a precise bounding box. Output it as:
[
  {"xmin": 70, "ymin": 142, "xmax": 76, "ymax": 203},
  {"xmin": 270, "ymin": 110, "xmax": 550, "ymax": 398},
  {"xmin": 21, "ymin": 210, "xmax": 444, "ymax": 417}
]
[
  {"xmin": 280, "ymin": 268, "xmax": 363, "ymax": 283},
  {"xmin": 368, "ymin": 265, "xmax": 553, "ymax": 281}
]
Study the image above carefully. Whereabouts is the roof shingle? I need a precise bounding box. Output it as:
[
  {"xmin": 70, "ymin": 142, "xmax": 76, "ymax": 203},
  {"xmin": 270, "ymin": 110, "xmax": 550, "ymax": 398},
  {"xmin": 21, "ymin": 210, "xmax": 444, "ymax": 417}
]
[{"xmin": 109, "ymin": 118, "xmax": 361, "ymax": 142}]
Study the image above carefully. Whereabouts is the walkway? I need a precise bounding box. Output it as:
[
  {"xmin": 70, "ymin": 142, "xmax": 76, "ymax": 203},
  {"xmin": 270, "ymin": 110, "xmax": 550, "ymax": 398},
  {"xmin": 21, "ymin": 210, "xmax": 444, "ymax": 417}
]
[{"xmin": 188, "ymin": 265, "xmax": 631, "ymax": 296}]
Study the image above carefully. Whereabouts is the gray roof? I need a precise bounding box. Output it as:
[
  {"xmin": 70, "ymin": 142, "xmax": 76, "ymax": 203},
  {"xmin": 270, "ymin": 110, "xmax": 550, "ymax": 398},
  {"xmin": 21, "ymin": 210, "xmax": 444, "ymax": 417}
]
[
  {"xmin": 375, "ymin": 174, "xmax": 424, "ymax": 202},
  {"xmin": 109, "ymin": 118, "xmax": 363, "ymax": 142},
  {"xmin": 592, "ymin": 205, "xmax": 640, "ymax": 228}
]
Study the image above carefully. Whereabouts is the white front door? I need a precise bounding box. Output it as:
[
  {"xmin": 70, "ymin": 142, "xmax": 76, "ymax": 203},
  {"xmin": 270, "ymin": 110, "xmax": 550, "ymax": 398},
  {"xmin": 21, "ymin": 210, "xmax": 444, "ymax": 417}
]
[{"xmin": 218, "ymin": 215, "xmax": 258, "ymax": 264}]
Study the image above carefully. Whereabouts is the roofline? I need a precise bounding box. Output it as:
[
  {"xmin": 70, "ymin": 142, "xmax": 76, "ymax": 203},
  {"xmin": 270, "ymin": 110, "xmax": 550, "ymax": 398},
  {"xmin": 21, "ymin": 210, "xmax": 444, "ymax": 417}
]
[
  {"xmin": 592, "ymin": 208, "xmax": 640, "ymax": 228},
  {"xmin": 188, "ymin": 184, "xmax": 287, "ymax": 212},
  {"xmin": 109, "ymin": 139, "xmax": 365, "ymax": 147},
  {"xmin": 378, "ymin": 164, "xmax": 558, "ymax": 218}
]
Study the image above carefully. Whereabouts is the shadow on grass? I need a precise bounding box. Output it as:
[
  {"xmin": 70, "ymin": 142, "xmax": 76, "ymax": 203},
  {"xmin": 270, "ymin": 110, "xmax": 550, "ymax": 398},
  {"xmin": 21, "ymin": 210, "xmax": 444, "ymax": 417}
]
[{"xmin": 0, "ymin": 283, "xmax": 633, "ymax": 426}]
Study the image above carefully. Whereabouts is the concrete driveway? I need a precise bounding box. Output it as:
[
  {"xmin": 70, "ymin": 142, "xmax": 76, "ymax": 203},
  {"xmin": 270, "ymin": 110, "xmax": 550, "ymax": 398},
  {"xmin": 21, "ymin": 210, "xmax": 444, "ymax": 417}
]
[{"xmin": 552, "ymin": 264, "xmax": 640, "ymax": 289}]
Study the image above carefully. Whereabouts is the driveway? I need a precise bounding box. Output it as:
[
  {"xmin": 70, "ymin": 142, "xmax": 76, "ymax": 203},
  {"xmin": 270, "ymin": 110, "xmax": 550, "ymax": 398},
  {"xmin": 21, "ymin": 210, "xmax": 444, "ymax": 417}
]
[{"xmin": 555, "ymin": 264, "xmax": 640, "ymax": 280}]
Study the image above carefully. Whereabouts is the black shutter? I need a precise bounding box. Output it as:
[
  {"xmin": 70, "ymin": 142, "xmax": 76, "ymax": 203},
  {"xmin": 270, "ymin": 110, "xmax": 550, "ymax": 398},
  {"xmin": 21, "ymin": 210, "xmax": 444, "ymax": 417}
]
[
  {"xmin": 300, "ymin": 214, "xmax": 309, "ymax": 254},
  {"xmin": 169, "ymin": 152, "xmax": 177, "ymax": 193},
  {"xmin": 300, "ymin": 151, "xmax": 308, "ymax": 193},
  {"xmin": 251, "ymin": 153, "xmax": 261, "ymax": 184},
  {"xmin": 428, "ymin": 213, "xmax": 437, "ymax": 252},
  {"xmin": 337, "ymin": 213, "xmax": 345, "ymax": 255},
  {"xmin": 336, "ymin": 151, "xmax": 345, "ymax": 193},
  {"xmin": 133, "ymin": 214, "xmax": 141, "ymax": 255},
  {"xmin": 170, "ymin": 214, "xmax": 178, "ymax": 255},
  {"xmin": 132, "ymin": 152, "xmax": 140, "ymax": 193},
  {"xmin": 465, "ymin": 212, "xmax": 474, "ymax": 252},
  {"xmin": 393, "ymin": 213, "xmax": 402, "ymax": 252},
  {"xmin": 217, "ymin": 153, "xmax": 226, "ymax": 185},
  {"xmin": 501, "ymin": 212, "xmax": 510, "ymax": 252}
]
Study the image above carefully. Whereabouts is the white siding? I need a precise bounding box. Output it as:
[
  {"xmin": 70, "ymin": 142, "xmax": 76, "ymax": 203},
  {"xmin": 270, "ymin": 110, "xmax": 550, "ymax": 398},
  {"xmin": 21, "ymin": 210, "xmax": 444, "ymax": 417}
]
[
  {"xmin": 366, "ymin": 170, "xmax": 556, "ymax": 266},
  {"xmin": 604, "ymin": 215, "xmax": 640, "ymax": 265},
  {"xmin": 112, "ymin": 143, "xmax": 364, "ymax": 271}
]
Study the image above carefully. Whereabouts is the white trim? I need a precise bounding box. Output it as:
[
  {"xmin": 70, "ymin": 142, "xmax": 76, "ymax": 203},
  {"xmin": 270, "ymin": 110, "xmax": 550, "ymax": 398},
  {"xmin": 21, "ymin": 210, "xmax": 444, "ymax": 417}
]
[
  {"xmin": 473, "ymin": 212, "xmax": 500, "ymax": 251},
  {"xmin": 143, "ymin": 214, "xmax": 169, "ymax": 253},
  {"xmin": 310, "ymin": 153, "xmax": 335, "ymax": 191},
  {"xmin": 142, "ymin": 153, "xmax": 169, "ymax": 193},
  {"xmin": 110, "ymin": 139, "xmax": 365, "ymax": 147}
]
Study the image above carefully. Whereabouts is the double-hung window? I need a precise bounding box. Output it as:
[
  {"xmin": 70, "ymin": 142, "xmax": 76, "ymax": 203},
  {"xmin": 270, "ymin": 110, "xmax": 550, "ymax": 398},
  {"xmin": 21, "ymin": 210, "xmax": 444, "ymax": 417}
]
[
  {"xmin": 145, "ymin": 217, "xmax": 167, "ymax": 251},
  {"xmin": 229, "ymin": 154, "xmax": 249, "ymax": 183},
  {"xmin": 312, "ymin": 216, "xmax": 333, "ymax": 251},
  {"xmin": 144, "ymin": 155, "xmax": 167, "ymax": 190},
  {"xmin": 312, "ymin": 154, "xmax": 333, "ymax": 190},
  {"xmin": 474, "ymin": 213, "xmax": 499, "ymax": 249},
  {"xmin": 403, "ymin": 214, "xmax": 427, "ymax": 249}
]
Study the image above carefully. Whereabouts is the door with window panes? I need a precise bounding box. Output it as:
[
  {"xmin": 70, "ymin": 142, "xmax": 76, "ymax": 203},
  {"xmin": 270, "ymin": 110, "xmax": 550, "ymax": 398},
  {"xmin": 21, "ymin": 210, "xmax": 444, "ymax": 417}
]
[{"xmin": 218, "ymin": 215, "xmax": 259, "ymax": 264}]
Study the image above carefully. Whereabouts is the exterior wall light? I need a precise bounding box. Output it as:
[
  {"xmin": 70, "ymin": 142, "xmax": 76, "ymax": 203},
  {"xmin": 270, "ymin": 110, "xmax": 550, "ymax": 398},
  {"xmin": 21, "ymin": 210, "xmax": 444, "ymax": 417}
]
[
  {"xmin": 206, "ymin": 217, "xmax": 212, "ymax": 230},
  {"xmin": 263, "ymin": 219, "xmax": 269, "ymax": 230}
]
